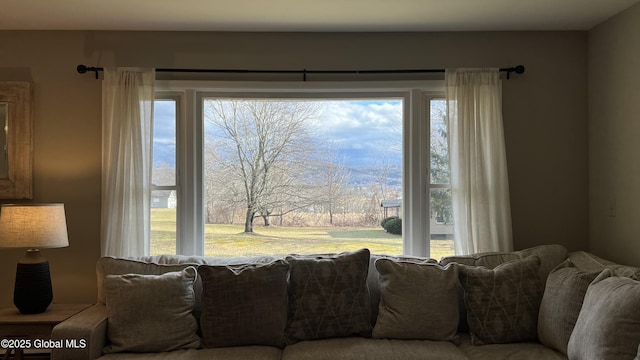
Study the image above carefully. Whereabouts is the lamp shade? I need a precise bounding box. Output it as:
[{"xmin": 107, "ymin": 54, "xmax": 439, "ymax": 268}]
[{"xmin": 0, "ymin": 204, "xmax": 69, "ymax": 249}]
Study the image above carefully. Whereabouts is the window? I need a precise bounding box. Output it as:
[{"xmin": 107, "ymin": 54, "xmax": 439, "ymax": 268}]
[
  {"xmin": 151, "ymin": 97, "xmax": 178, "ymax": 255},
  {"xmin": 428, "ymin": 98, "xmax": 453, "ymax": 260},
  {"xmin": 151, "ymin": 82, "xmax": 452, "ymax": 258}
]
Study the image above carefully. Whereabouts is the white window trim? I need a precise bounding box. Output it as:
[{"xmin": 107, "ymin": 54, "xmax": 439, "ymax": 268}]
[{"xmin": 156, "ymin": 80, "xmax": 444, "ymax": 258}]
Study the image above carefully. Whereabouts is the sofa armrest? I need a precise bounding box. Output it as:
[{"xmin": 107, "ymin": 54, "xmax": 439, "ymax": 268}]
[{"xmin": 51, "ymin": 304, "xmax": 108, "ymax": 360}]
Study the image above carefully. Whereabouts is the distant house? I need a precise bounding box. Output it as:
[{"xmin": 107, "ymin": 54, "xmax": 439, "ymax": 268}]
[
  {"xmin": 380, "ymin": 199, "xmax": 402, "ymax": 218},
  {"xmin": 381, "ymin": 198, "xmax": 453, "ymax": 239},
  {"xmin": 151, "ymin": 190, "xmax": 177, "ymax": 209}
]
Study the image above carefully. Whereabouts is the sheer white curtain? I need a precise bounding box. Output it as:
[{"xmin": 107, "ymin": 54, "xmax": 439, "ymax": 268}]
[
  {"xmin": 446, "ymin": 68, "xmax": 513, "ymax": 255},
  {"xmin": 101, "ymin": 68, "xmax": 155, "ymax": 257}
]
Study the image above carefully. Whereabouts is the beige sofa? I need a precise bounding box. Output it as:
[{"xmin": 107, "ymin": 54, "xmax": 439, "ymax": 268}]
[{"xmin": 51, "ymin": 245, "xmax": 640, "ymax": 360}]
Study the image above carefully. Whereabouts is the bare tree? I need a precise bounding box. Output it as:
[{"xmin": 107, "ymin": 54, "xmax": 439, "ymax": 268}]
[
  {"xmin": 313, "ymin": 143, "xmax": 351, "ymax": 225},
  {"xmin": 204, "ymin": 99, "xmax": 319, "ymax": 233}
]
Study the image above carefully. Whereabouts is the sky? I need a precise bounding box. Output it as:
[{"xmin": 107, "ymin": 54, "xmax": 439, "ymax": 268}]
[
  {"xmin": 314, "ymin": 99, "xmax": 402, "ymax": 167},
  {"xmin": 152, "ymin": 98, "xmax": 403, "ymax": 170}
]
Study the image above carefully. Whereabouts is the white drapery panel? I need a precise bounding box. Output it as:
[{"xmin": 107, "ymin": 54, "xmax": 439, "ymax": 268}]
[
  {"xmin": 446, "ymin": 68, "xmax": 513, "ymax": 255},
  {"xmin": 101, "ymin": 68, "xmax": 155, "ymax": 257}
]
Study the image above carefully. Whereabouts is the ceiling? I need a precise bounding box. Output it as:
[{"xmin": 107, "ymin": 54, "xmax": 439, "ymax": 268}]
[{"xmin": 2, "ymin": 0, "xmax": 639, "ymax": 32}]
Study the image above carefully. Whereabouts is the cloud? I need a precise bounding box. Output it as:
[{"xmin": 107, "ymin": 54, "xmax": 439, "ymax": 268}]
[
  {"xmin": 153, "ymin": 100, "xmax": 176, "ymax": 144},
  {"xmin": 153, "ymin": 98, "xmax": 403, "ymax": 169},
  {"xmin": 316, "ymin": 99, "xmax": 402, "ymax": 166}
]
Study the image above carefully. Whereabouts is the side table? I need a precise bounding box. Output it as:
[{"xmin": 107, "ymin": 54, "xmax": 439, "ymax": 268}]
[{"xmin": 0, "ymin": 304, "xmax": 91, "ymax": 360}]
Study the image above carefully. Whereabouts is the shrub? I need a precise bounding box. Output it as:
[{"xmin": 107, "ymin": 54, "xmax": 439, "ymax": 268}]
[
  {"xmin": 380, "ymin": 216, "xmax": 399, "ymax": 229},
  {"xmin": 383, "ymin": 217, "xmax": 402, "ymax": 235}
]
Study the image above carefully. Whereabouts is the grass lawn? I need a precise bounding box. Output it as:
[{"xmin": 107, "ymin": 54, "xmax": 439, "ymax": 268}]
[{"xmin": 151, "ymin": 208, "xmax": 455, "ymax": 260}]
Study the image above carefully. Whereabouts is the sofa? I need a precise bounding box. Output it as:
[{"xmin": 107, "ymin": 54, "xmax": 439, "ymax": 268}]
[{"xmin": 51, "ymin": 244, "xmax": 640, "ymax": 360}]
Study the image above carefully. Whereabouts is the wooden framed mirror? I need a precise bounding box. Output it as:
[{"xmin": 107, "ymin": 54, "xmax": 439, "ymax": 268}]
[{"xmin": 0, "ymin": 82, "xmax": 33, "ymax": 199}]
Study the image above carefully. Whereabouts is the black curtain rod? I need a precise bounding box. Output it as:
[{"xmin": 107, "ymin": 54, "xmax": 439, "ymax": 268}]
[{"xmin": 76, "ymin": 64, "xmax": 525, "ymax": 80}]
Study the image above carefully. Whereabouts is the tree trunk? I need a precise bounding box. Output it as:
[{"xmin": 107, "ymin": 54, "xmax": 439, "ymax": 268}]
[{"xmin": 244, "ymin": 208, "xmax": 255, "ymax": 233}]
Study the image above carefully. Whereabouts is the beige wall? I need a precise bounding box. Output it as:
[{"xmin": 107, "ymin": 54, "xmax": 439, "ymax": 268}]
[
  {"xmin": 589, "ymin": 3, "xmax": 640, "ymax": 267},
  {"xmin": 0, "ymin": 30, "xmax": 588, "ymax": 307}
]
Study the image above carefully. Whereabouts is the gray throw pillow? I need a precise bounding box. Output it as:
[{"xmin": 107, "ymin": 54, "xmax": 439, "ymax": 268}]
[
  {"xmin": 372, "ymin": 259, "xmax": 459, "ymax": 341},
  {"xmin": 568, "ymin": 269, "xmax": 640, "ymax": 360},
  {"xmin": 103, "ymin": 267, "xmax": 201, "ymax": 353},
  {"xmin": 537, "ymin": 259, "xmax": 600, "ymax": 355},
  {"xmin": 198, "ymin": 260, "xmax": 289, "ymax": 348},
  {"xmin": 285, "ymin": 249, "xmax": 372, "ymax": 344},
  {"xmin": 458, "ymin": 255, "xmax": 543, "ymax": 345}
]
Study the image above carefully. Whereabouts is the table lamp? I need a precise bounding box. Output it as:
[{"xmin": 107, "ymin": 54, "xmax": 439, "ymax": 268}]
[{"xmin": 0, "ymin": 204, "xmax": 69, "ymax": 314}]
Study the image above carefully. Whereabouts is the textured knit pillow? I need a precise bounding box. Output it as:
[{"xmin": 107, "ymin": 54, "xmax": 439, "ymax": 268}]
[
  {"xmin": 568, "ymin": 269, "xmax": 640, "ymax": 360},
  {"xmin": 372, "ymin": 259, "xmax": 459, "ymax": 340},
  {"xmin": 285, "ymin": 249, "xmax": 372, "ymax": 344},
  {"xmin": 103, "ymin": 267, "xmax": 201, "ymax": 353},
  {"xmin": 198, "ymin": 260, "xmax": 289, "ymax": 348},
  {"xmin": 537, "ymin": 259, "xmax": 600, "ymax": 355},
  {"xmin": 458, "ymin": 255, "xmax": 543, "ymax": 345}
]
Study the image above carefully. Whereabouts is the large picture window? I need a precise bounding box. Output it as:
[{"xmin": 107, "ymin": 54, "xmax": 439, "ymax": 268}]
[{"xmin": 151, "ymin": 83, "xmax": 452, "ymax": 258}]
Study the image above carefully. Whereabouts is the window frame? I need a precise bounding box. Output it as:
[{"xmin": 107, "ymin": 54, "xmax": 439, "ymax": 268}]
[{"xmin": 155, "ymin": 80, "xmax": 445, "ymax": 257}]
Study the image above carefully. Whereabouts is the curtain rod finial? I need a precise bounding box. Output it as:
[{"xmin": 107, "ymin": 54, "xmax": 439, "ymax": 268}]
[
  {"xmin": 514, "ymin": 65, "xmax": 525, "ymax": 74},
  {"xmin": 77, "ymin": 64, "xmax": 88, "ymax": 74}
]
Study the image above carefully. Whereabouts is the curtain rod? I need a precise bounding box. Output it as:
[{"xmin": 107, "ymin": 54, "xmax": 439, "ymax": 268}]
[{"xmin": 76, "ymin": 64, "xmax": 525, "ymax": 81}]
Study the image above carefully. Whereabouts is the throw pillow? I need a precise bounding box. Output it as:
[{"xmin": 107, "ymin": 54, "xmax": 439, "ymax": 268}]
[
  {"xmin": 103, "ymin": 267, "xmax": 201, "ymax": 353},
  {"xmin": 537, "ymin": 259, "xmax": 600, "ymax": 355},
  {"xmin": 285, "ymin": 248, "xmax": 372, "ymax": 344},
  {"xmin": 458, "ymin": 255, "xmax": 543, "ymax": 345},
  {"xmin": 372, "ymin": 259, "xmax": 459, "ymax": 340},
  {"xmin": 367, "ymin": 254, "xmax": 437, "ymax": 326},
  {"xmin": 567, "ymin": 269, "xmax": 640, "ymax": 360},
  {"xmin": 198, "ymin": 260, "xmax": 289, "ymax": 348}
]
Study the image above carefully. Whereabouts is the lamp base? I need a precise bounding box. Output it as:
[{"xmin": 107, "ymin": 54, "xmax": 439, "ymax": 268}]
[{"xmin": 13, "ymin": 249, "xmax": 53, "ymax": 314}]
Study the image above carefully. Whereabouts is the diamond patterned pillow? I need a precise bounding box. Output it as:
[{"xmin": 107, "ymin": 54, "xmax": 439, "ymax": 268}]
[
  {"xmin": 285, "ymin": 249, "xmax": 372, "ymax": 344},
  {"xmin": 459, "ymin": 255, "xmax": 543, "ymax": 345},
  {"xmin": 198, "ymin": 260, "xmax": 289, "ymax": 348}
]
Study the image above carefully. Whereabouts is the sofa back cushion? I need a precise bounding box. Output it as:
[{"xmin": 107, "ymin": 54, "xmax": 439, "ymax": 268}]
[
  {"xmin": 569, "ymin": 251, "xmax": 640, "ymax": 280},
  {"xmin": 441, "ymin": 244, "xmax": 568, "ymax": 285}
]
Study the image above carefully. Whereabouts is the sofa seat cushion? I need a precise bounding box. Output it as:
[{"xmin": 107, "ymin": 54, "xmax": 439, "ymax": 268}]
[
  {"xmin": 281, "ymin": 337, "xmax": 469, "ymax": 360},
  {"xmin": 456, "ymin": 334, "xmax": 567, "ymax": 360},
  {"xmin": 95, "ymin": 346, "xmax": 282, "ymax": 360}
]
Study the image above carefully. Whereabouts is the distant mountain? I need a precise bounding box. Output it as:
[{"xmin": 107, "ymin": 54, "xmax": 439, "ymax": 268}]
[
  {"xmin": 347, "ymin": 165, "xmax": 401, "ymax": 187},
  {"xmin": 153, "ymin": 143, "xmax": 402, "ymax": 188}
]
